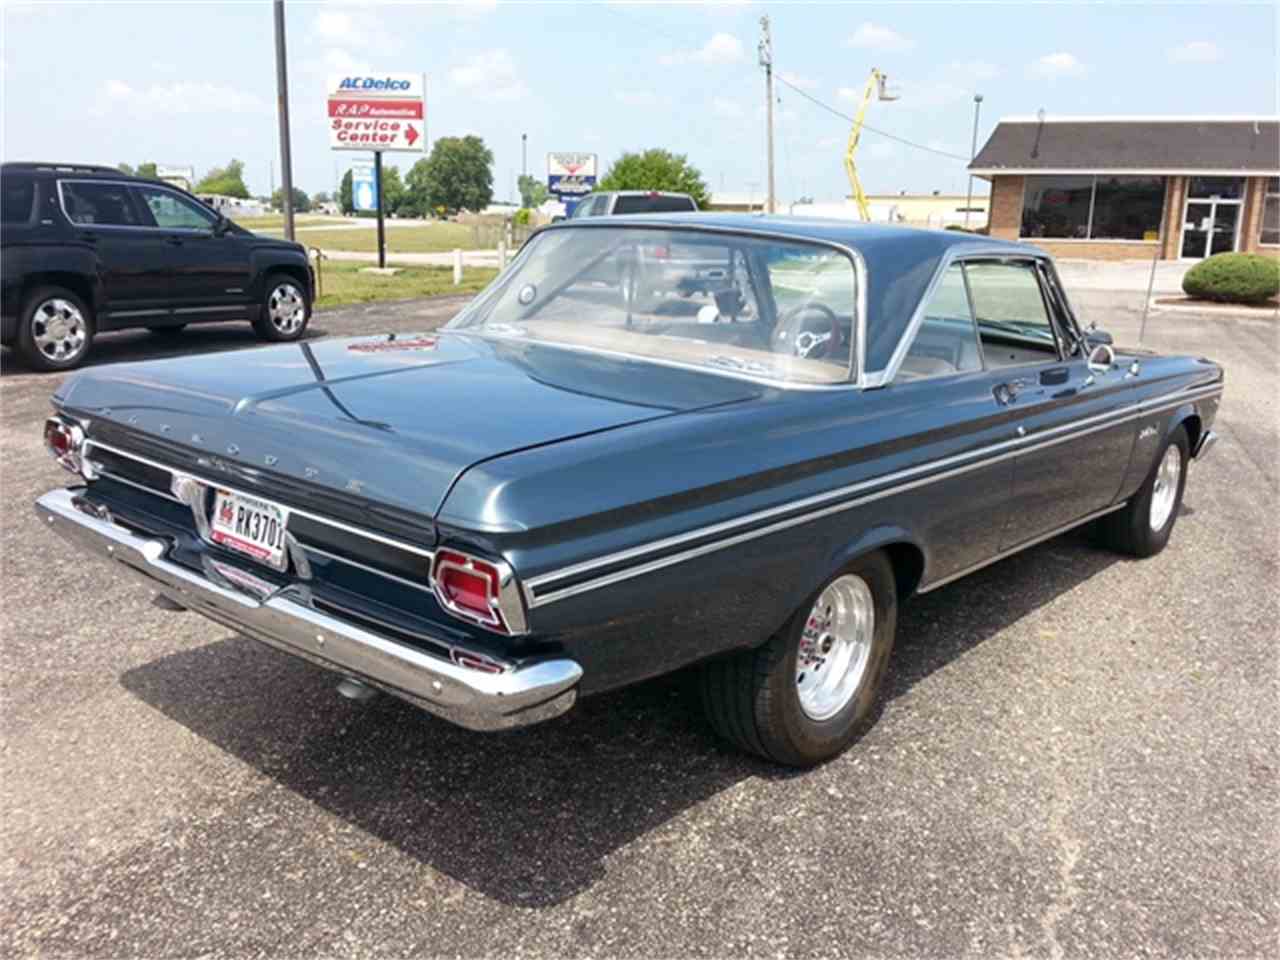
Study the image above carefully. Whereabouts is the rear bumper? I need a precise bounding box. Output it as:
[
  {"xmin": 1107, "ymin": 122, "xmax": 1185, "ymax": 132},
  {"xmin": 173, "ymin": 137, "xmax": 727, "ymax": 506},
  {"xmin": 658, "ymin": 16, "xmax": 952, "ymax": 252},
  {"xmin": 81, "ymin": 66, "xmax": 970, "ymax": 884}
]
[{"xmin": 36, "ymin": 488, "xmax": 582, "ymax": 731}]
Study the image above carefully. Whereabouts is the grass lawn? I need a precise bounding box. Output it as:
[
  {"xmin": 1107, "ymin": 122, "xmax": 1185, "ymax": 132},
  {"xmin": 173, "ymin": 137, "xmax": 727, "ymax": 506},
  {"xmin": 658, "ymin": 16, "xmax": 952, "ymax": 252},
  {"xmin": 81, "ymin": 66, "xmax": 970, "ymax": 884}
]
[
  {"xmin": 232, "ymin": 214, "xmax": 349, "ymax": 230},
  {"xmin": 270, "ymin": 222, "xmax": 480, "ymax": 254},
  {"xmin": 315, "ymin": 261, "xmax": 497, "ymax": 309}
]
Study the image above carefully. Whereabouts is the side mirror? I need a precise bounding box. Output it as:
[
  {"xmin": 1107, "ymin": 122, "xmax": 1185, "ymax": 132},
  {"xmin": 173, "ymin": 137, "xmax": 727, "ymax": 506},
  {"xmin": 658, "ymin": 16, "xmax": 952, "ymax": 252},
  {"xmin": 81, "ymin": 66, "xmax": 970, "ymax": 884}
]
[
  {"xmin": 1087, "ymin": 343, "xmax": 1115, "ymax": 374},
  {"xmin": 1085, "ymin": 327, "xmax": 1114, "ymax": 347},
  {"xmin": 550, "ymin": 215, "xmax": 565, "ymax": 224},
  {"xmin": 213, "ymin": 215, "xmax": 232, "ymax": 236}
]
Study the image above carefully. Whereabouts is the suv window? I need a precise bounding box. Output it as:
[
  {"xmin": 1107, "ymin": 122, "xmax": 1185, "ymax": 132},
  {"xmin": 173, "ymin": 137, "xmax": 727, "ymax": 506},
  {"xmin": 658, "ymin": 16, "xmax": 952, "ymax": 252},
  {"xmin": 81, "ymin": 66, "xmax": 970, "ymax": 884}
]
[
  {"xmin": 60, "ymin": 180, "xmax": 142, "ymax": 227},
  {"xmin": 963, "ymin": 261, "xmax": 1060, "ymax": 367},
  {"xmin": 898, "ymin": 264, "xmax": 983, "ymax": 381},
  {"xmin": 612, "ymin": 194, "xmax": 696, "ymax": 214},
  {"xmin": 1, "ymin": 173, "xmax": 36, "ymax": 225},
  {"xmin": 136, "ymin": 185, "xmax": 217, "ymax": 230},
  {"xmin": 570, "ymin": 195, "xmax": 600, "ymax": 218}
]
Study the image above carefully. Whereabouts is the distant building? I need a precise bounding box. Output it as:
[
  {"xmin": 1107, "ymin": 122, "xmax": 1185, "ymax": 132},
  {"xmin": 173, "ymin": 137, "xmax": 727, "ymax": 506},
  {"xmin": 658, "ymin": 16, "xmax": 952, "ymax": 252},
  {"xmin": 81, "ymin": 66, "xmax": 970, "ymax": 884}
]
[
  {"xmin": 705, "ymin": 192, "xmax": 767, "ymax": 213},
  {"xmin": 199, "ymin": 194, "xmax": 268, "ymax": 219},
  {"xmin": 865, "ymin": 192, "xmax": 988, "ymax": 229},
  {"xmin": 970, "ymin": 115, "xmax": 1280, "ymax": 260}
]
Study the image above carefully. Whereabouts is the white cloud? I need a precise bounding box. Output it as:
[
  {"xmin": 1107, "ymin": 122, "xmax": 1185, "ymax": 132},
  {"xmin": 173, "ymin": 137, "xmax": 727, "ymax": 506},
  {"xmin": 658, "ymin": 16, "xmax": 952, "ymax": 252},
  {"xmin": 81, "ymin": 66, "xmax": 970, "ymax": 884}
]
[
  {"xmin": 847, "ymin": 23, "xmax": 913, "ymax": 52},
  {"xmin": 448, "ymin": 49, "xmax": 526, "ymax": 101},
  {"xmin": 314, "ymin": 9, "xmax": 356, "ymax": 41},
  {"xmin": 868, "ymin": 142, "xmax": 897, "ymax": 159},
  {"xmin": 1168, "ymin": 40, "xmax": 1222, "ymax": 63},
  {"xmin": 949, "ymin": 60, "xmax": 1001, "ymax": 81},
  {"xmin": 94, "ymin": 81, "xmax": 270, "ymax": 118},
  {"xmin": 1032, "ymin": 52, "xmax": 1087, "ymax": 77},
  {"xmin": 836, "ymin": 86, "xmax": 860, "ymax": 102},
  {"xmin": 712, "ymin": 97, "xmax": 745, "ymax": 119},
  {"xmin": 660, "ymin": 32, "xmax": 744, "ymax": 66},
  {"xmin": 616, "ymin": 90, "xmax": 660, "ymax": 107},
  {"xmin": 816, "ymin": 135, "xmax": 843, "ymax": 150}
]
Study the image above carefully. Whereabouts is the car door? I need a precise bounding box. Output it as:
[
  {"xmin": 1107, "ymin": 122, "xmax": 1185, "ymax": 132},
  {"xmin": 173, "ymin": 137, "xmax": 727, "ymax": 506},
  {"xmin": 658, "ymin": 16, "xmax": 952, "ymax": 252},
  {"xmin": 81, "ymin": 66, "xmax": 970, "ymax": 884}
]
[
  {"xmin": 964, "ymin": 258, "xmax": 1136, "ymax": 550},
  {"xmin": 133, "ymin": 184, "xmax": 253, "ymax": 324},
  {"xmin": 57, "ymin": 179, "xmax": 173, "ymax": 326}
]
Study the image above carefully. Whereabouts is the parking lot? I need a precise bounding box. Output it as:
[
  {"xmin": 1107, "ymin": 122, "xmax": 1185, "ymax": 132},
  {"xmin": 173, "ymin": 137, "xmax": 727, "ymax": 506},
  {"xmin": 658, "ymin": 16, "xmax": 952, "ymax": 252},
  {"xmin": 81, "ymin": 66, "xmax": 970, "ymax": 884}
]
[{"xmin": 2, "ymin": 289, "xmax": 1276, "ymax": 956}]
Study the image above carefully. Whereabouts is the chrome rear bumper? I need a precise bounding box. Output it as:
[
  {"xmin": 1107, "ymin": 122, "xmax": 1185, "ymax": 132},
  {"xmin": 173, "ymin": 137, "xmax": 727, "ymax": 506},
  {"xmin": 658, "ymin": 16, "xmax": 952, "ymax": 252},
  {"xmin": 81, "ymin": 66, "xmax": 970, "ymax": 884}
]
[{"xmin": 36, "ymin": 488, "xmax": 582, "ymax": 731}]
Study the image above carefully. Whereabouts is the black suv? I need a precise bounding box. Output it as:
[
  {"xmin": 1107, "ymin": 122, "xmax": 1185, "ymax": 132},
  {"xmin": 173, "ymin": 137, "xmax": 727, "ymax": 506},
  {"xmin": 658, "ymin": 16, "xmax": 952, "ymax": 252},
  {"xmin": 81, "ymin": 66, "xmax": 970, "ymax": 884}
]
[{"xmin": 1, "ymin": 162, "xmax": 314, "ymax": 371}]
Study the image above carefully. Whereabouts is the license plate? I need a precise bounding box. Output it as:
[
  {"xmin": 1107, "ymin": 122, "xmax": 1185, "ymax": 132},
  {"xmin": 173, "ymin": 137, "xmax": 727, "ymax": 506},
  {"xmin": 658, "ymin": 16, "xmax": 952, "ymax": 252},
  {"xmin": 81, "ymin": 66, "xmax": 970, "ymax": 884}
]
[{"xmin": 209, "ymin": 489, "xmax": 289, "ymax": 571}]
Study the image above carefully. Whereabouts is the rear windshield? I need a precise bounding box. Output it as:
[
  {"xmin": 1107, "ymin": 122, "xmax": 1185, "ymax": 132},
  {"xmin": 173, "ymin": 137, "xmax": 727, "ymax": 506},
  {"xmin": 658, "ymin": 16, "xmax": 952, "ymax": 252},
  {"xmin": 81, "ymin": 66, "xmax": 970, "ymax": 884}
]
[
  {"xmin": 448, "ymin": 226, "xmax": 857, "ymax": 385},
  {"xmin": 612, "ymin": 194, "xmax": 697, "ymax": 214},
  {"xmin": 1, "ymin": 174, "xmax": 36, "ymax": 225}
]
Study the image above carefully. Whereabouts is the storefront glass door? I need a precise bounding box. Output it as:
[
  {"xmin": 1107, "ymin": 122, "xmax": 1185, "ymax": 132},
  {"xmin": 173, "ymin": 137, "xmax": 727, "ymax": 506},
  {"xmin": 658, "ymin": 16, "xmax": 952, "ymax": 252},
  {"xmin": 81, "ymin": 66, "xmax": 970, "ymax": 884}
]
[{"xmin": 1180, "ymin": 178, "xmax": 1243, "ymax": 259}]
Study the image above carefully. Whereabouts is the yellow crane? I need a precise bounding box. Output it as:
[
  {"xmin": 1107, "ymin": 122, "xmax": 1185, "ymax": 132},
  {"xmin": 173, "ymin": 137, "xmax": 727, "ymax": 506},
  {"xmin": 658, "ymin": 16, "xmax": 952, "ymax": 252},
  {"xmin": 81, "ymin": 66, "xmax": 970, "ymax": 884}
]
[{"xmin": 844, "ymin": 68, "xmax": 899, "ymax": 221}]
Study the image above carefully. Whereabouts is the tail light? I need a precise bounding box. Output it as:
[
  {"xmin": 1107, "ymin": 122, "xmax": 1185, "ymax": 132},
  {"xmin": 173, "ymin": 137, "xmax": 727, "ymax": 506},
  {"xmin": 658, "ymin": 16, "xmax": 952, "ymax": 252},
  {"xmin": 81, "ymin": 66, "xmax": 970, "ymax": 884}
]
[
  {"xmin": 44, "ymin": 417, "xmax": 86, "ymax": 475},
  {"xmin": 431, "ymin": 549, "xmax": 528, "ymax": 636}
]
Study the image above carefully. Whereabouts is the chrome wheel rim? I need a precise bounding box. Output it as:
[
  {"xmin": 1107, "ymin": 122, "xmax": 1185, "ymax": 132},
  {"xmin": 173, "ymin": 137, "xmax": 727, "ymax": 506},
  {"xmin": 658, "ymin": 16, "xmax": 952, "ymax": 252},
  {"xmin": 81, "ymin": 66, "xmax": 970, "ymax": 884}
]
[
  {"xmin": 1149, "ymin": 443, "xmax": 1182, "ymax": 531},
  {"xmin": 268, "ymin": 283, "xmax": 305, "ymax": 333},
  {"xmin": 31, "ymin": 298, "xmax": 87, "ymax": 362},
  {"xmin": 795, "ymin": 574, "xmax": 875, "ymax": 721}
]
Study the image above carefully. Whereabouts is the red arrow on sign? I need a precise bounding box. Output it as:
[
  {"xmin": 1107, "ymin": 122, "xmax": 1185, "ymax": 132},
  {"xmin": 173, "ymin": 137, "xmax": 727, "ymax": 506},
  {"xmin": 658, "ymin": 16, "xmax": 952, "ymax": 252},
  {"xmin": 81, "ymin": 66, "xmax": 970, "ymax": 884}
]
[{"xmin": 405, "ymin": 125, "xmax": 420, "ymax": 147}]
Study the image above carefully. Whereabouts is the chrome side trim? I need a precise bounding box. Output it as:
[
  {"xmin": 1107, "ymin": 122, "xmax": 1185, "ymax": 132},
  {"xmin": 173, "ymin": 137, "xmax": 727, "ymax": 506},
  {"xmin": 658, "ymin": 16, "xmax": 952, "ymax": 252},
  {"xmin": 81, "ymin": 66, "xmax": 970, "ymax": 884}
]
[
  {"xmin": 917, "ymin": 501, "xmax": 1128, "ymax": 593},
  {"xmin": 36, "ymin": 489, "xmax": 580, "ymax": 732},
  {"xmin": 82, "ymin": 439, "xmax": 435, "ymax": 561},
  {"xmin": 525, "ymin": 383, "xmax": 1222, "ymax": 607}
]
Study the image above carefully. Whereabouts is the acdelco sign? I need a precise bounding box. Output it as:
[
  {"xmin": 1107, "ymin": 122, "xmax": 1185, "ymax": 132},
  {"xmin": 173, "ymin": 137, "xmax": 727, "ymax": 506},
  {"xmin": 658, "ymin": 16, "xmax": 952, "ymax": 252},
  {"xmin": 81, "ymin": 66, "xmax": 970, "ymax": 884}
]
[
  {"xmin": 327, "ymin": 72, "xmax": 426, "ymax": 153},
  {"xmin": 338, "ymin": 77, "xmax": 412, "ymax": 92}
]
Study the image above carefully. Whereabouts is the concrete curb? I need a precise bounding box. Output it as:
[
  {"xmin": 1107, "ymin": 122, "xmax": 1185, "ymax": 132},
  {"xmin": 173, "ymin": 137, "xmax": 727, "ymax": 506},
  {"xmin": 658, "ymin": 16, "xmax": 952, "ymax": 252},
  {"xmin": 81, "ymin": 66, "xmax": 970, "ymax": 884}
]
[{"xmin": 1146, "ymin": 297, "xmax": 1280, "ymax": 319}]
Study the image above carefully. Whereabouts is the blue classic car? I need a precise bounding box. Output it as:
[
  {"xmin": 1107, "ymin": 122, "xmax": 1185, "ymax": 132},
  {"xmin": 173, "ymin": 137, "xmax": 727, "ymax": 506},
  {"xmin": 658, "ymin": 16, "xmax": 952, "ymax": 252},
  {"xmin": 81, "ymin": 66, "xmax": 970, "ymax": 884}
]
[{"xmin": 37, "ymin": 216, "xmax": 1222, "ymax": 766}]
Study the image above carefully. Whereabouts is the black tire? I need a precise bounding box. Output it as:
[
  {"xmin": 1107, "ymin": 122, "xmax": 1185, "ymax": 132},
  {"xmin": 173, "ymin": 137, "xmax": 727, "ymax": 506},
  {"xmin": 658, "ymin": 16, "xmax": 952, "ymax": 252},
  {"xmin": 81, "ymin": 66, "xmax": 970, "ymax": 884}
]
[
  {"xmin": 1097, "ymin": 426, "xmax": 1189, "ymax": 558},
  {"xmin": 701, "ymin": 550, "xmax": 898, "ymax": 767},
  {"xmin": 252, "ymin": 273, "xmax": 311, "ymax": 342},
  {"xmin": 15, "ymin": 285, "xmax": 95, "ymax": 372},
  {"xmin": 147, "ymin": 324, "xmax": 187, "ymax": 336}
]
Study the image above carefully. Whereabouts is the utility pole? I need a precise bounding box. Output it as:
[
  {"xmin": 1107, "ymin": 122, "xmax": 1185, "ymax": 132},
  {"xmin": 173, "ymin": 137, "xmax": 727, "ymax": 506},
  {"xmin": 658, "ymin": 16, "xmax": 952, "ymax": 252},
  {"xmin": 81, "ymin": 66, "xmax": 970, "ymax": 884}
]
[
  {"xmin": 964, "ymin": 93, "xmax": 984, "ymax": 231},
  {"xmin": 272, "ymin": 0, "xmax": 295, "ymax": 241},
  {"xmin": 758, "ymin": 15, "xmax": 776, "ymax": 214}
]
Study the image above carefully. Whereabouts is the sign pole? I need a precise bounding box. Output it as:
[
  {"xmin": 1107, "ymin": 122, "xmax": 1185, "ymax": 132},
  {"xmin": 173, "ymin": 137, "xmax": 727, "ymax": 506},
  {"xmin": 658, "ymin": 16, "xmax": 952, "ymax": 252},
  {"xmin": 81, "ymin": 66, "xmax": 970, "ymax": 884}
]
[
  {"xmin": 374, "ymin": 151, "xmax": 386, "ymax": 269},
  {"xmin": 272, "ymin": 0, "xmax": 295, "ymax": 242}
]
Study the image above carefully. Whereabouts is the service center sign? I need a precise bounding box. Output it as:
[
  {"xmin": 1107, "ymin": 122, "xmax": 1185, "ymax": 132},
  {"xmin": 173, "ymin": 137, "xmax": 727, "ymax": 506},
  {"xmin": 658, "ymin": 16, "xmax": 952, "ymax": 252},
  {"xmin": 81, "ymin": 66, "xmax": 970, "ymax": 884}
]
[
  {"xmin": 547, "ymin": 152, "xmax": 598, "ymax": 199},
  {"xmin": 328, "ymin": 74, "xmax": 425, "ymax": 152}
]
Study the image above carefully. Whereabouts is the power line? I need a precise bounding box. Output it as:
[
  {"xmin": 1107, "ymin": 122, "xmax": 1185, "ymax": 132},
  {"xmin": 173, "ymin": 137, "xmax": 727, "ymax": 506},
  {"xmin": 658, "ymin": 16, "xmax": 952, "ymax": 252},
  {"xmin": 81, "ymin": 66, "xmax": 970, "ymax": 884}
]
[{"xmin": 774, "ymin": 74, "xmax": 972, "ymax": 162}]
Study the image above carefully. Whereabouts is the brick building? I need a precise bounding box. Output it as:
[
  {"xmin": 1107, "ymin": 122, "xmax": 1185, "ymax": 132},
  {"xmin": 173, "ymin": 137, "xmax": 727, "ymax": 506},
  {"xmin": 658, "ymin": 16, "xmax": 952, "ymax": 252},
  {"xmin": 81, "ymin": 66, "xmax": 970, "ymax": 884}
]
[{"xmin": 970, "ymin": 116, "xmax": 1279, "ymax": 261}]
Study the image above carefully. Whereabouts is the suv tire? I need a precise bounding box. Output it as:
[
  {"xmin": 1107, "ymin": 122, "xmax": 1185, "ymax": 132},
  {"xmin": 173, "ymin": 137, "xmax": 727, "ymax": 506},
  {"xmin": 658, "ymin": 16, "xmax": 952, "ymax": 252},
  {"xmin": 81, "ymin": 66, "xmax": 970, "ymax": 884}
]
[
  {"xmin": 253, "ymin": 273, "xmax": 310, "ymax": 342},
  {"xmin": 16, "ymin": 286, "xmax": 95, "ymax": 372}
]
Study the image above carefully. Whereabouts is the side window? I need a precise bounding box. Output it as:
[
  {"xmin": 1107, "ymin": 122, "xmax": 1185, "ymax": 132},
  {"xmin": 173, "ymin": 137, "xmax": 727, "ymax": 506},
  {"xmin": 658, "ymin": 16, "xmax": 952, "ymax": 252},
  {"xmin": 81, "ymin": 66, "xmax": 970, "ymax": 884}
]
[
  {"xmin": 964, "ymin": 261, "xmax": 1060, "ymax": 367},
  {"xmin": 898, "ymin": 264, "xmax": 983, "ymax": 380},
  {"xmin": 570, "ymin": 195, "xmax": 598, "ymax": 218},
  {"xmin": 60, "ymin": 181, "xmax": 142, "ymax": 227},
  {"xmin": 1, "ymin": 173, "xmax": 36, "ymax": 225},
  {"xmin": 135, "ymin": 186, "xmax": 217, "ymax": 230}
]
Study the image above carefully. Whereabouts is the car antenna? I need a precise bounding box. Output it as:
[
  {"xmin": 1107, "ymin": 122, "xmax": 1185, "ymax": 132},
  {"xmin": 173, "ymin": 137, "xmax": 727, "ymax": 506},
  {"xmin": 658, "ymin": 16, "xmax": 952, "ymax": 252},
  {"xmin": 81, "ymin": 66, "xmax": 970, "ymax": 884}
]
[{"xmin": 1138, "ymin": 212, "xmax": 1164, "ymax": 346}]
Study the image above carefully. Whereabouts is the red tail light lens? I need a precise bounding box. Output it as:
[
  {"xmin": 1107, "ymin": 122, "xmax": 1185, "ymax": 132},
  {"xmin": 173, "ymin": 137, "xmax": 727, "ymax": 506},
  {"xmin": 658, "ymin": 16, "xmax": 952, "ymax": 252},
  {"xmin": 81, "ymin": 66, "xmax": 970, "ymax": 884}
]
[
  {"xmin": 43, "ymin": 417, "xmax": 85, "ymax": 474},
  {"xmin": 431, "ymin": 549, "xmax": 528, "ymax": 635}
]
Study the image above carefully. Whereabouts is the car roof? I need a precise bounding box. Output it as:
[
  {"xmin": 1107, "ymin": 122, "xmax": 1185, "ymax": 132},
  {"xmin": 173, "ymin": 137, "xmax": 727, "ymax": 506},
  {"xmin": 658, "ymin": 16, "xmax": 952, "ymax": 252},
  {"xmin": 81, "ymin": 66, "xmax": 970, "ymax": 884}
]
[
  {"xmin": 541, "ymin": 213, "xmax": 1050, "ymax": 373},
  {"xmin": 590, "ymin": 190, "xmax": 693, "ymax": 198}
]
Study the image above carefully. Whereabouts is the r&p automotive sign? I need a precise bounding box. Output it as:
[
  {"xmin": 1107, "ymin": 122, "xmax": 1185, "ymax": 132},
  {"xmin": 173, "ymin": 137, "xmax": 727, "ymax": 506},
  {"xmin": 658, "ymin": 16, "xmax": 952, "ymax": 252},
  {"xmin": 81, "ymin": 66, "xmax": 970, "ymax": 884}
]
[
  {"xmin": 547, "ymin": 152, "xmax": 598, "ymax": 199},
  {"xmin": 327, "ymin": 73, "xmax": 426, "ymax": 152}
]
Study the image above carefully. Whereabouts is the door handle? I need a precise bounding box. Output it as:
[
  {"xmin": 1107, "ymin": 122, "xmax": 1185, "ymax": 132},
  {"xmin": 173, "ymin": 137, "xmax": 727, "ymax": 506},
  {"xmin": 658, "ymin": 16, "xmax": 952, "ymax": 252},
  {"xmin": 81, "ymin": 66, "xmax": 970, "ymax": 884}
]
[
  {"xmin": 1125, "ymin": 360, "xmax": 1141, "ymax": 379},
  {"xmin": 165, "ymin": 236, "xmax": 184, "ymax": 246}
]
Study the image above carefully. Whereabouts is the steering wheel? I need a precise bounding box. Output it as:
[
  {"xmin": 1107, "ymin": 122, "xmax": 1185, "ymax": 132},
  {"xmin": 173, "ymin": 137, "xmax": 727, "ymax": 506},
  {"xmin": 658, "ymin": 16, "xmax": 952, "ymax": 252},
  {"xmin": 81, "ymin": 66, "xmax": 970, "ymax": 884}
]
[{"xmin": 774, "ymin": 303, "xmax": 840, "ymax": 359}]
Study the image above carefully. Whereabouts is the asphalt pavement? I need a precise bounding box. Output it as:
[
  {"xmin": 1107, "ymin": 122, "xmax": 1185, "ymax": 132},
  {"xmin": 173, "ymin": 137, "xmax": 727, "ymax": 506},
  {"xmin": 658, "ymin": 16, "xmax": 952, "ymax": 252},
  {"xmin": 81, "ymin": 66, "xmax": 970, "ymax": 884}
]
[{"xmin": 1, "ymin": 288, "xmax": 1276, "ymax": 958}]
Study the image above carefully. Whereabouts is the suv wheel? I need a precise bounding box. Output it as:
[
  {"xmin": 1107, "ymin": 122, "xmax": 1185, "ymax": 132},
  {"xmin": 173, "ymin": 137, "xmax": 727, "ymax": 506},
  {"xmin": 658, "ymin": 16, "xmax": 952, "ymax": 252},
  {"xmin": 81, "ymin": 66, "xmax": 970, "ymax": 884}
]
[
  {"xmin": 253, "ymin": 273, "xmax": 310, "ymax": 342},
  {"xmin": 16, "ymin": 286, "xmax": 95, "ymax": 371}
]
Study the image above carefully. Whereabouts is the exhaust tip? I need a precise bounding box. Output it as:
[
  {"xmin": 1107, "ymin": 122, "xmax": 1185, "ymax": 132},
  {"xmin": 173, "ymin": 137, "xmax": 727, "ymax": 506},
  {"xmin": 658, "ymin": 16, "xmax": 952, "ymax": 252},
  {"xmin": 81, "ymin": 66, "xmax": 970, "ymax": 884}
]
[
  {"xmin": 336, "ymin": 677, "xmax": 377, "ymax": 702},
  {"xmin": 152, "ymin": 593, "xmax": 186, "ymax": 612}
]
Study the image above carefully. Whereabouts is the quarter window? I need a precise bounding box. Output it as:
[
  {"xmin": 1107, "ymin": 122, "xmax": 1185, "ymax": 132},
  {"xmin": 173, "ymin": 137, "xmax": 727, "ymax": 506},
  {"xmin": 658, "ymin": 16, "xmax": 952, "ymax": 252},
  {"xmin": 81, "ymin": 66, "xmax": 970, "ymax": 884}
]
[
  {"xmin": 898, "ymin": 265, "xmax": 982, "ymax": 381},
  {"xmin": 964, "ymin": 261, "xmax": 1059, "ymax": 367},
  {"xmin": 60, "ymin": 181, "xmax": 141, "ymax": 227},
  {"xmin": 1, "ymin": 173, "xmax": 36, "ymax": 225},
  {"xmin": 136, "ymin": 186, "xmax": 217, "ymax": 230}
]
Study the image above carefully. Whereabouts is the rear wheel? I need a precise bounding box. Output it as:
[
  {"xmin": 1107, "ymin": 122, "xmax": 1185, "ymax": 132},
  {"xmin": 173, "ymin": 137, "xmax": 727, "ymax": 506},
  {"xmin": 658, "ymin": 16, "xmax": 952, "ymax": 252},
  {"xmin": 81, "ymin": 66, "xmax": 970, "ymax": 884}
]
[
  {"xmin": 1097, "ymin": 426, "xmax": 1189, "ymax": 558},
  {"xmin": 16, "ymin": 286, "xmax": 94, "ymax": 371},
  {"xmin": 701, "ymin": 550, "xmax": 897, "ymax": 766},
  {"xmin": 252, "ymin": 273, "xmax": 310, "ymax": 342}
]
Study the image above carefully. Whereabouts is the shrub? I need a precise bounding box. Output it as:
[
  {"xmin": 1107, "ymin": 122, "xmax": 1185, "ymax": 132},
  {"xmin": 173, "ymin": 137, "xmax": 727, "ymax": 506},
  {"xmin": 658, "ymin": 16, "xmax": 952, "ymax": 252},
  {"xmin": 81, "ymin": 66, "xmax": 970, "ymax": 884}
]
[
  {"xmin": 1182, "ymin": 252, "xmax": 1280, "ymax": 304},
  {"xmin": 513, "ymin": 207, "xmax": 532, "ymax": 226}
]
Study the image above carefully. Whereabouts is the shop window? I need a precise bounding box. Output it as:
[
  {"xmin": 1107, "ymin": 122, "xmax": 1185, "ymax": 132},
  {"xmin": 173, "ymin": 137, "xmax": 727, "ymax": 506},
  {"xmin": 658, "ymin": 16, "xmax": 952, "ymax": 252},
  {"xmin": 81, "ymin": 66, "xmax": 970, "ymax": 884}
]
[
  {"xmin": 1021, "ymin": 175, "xmax": 1166, "ymax": 242},
  {"xmin": 1187, "ymin": 176, "xmax": 1245, "ymax": 200},
  {"xmin": 1261, "ymin": 177, "xmax": 1280, "ymax": 246}
]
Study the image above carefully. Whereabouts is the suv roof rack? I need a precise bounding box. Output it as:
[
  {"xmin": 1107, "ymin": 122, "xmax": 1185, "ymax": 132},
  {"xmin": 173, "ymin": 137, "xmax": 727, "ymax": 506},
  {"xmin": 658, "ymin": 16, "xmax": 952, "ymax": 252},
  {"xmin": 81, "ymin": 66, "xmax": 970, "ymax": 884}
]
[{"xmin": 1, "ymin": 162, "xmax": 126, "ymax": 175}]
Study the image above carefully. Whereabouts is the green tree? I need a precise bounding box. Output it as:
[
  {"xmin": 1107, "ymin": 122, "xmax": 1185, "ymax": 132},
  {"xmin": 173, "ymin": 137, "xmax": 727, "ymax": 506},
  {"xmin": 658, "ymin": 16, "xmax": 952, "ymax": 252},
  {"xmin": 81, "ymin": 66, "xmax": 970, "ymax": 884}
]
[
  {"xmin": 598, "ymin": 149, "xmax": 709, "ymax": 208},
  {"xmin": 401, "ymin": 157, "xmax": 432, "ymax": 218},
  {"xmin": 136, "ymin": 162, "xmax": 158, "ymax": 179},
  {"xmin": 339, "ymin": 170, "xmax": 354, "ymax": 214},
  {"xmin": 271, "ymin": 186, "xmax": 311, "ymax": 213},
  {"xmin": 418, "ymin": 135, "xmax": 494, "ymax": 214},
  {"xmin": 117, "ymin": 163, "xmax": 135, "ymax": 176},
  {"xmin": 312, "ymin": 190, "xmax": 330, "ymax": 205},
  {"xmin": 195, "ymin": 159, "xmax": 249, "ymax": 198},
  {"xmin": 518, "ymin": 174, "xmax": 548, "ymax": 209},
  {"xmin": 380, "ymin": 164, "xmax": 406, "ymax": 215}
]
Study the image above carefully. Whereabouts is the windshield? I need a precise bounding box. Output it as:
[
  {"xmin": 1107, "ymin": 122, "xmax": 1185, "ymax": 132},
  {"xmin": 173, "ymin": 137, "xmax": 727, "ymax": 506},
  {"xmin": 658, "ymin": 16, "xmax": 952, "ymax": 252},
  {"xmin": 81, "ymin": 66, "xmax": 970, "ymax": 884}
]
[{"xmin": 447, "ymin": 226, "xmax": 858, "ymax": 385}]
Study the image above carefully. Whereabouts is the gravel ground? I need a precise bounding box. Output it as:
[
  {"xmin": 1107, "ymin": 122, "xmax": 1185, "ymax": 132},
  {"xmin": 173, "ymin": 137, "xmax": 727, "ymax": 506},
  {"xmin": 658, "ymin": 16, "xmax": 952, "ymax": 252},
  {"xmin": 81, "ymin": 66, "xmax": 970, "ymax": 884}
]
[{"xmin": 1, "ymin": 290, "xmax": 1276, "ymax": 958}]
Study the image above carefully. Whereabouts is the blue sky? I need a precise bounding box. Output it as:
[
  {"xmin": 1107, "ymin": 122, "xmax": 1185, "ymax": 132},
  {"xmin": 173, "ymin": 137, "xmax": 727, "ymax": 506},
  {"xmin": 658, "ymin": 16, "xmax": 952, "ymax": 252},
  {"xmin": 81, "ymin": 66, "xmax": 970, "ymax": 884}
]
[{"xmin": 3, "ymin": 0, "xmax": 1276, "ymax": 203}]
